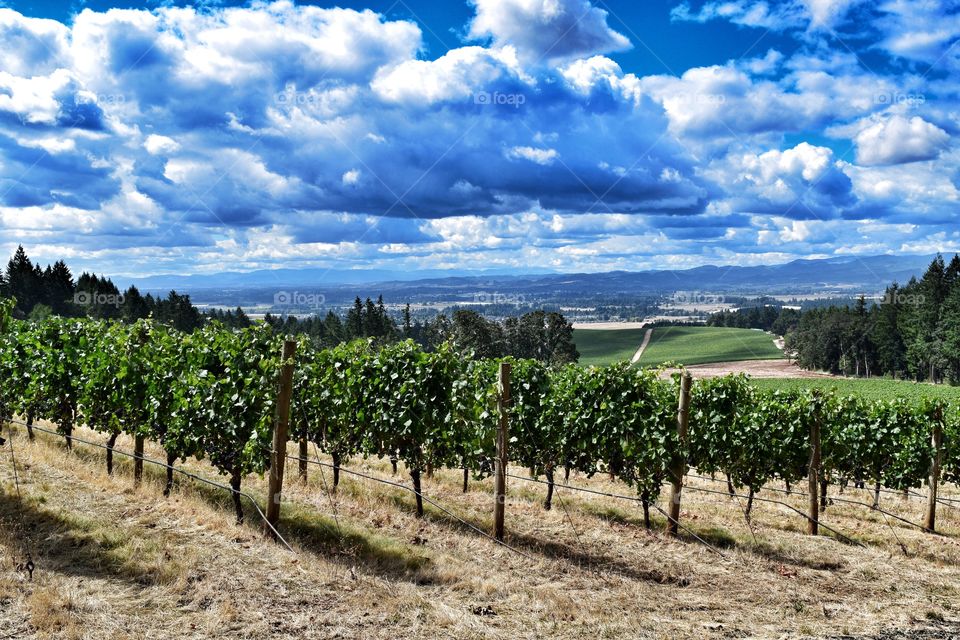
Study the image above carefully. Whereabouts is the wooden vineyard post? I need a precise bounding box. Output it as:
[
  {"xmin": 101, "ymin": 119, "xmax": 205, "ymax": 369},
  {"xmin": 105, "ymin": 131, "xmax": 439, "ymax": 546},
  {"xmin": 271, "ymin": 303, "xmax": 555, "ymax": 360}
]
[
  {"xmin": 134, "ymin": 434, "xmax": 145, "ymax": 486},
  {"xmin": 924, "ymin": 407, "xmax": 944, "ymax": 533},
  {"xmin": 298, "ymin": 431, "xmax": 308, "ymax": 483},
  {"xmin": 808, "ymin": 392, "xmax": 822, "ymax": 536},
  {"xmin": 668, "ymin": 372, "xmax": 692, "ymax": 536},
  {"xmin": 266, "ymin": 339, "xmax": 297, "ymax": 538},
  {"xmin": 494, "ymin": 361, "xmax": 511, "ymax": 542}
]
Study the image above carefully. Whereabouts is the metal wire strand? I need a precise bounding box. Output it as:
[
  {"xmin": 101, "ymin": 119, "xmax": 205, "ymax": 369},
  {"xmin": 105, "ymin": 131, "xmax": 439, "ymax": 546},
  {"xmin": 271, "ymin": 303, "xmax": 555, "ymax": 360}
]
[
  {"xmin": 288, "ymin": 454, "xmax": 536, "ymax": 562},
  {"xmin": 504, "ymin": 471, "xmax": 729, "ymax": 558}
]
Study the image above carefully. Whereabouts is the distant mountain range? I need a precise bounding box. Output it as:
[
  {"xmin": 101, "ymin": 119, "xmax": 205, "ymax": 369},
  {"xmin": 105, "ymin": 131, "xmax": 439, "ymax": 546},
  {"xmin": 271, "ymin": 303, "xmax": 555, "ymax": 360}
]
[{"xmin": 114, "ymin": 254, "xmax": 941, "ymax": 305}]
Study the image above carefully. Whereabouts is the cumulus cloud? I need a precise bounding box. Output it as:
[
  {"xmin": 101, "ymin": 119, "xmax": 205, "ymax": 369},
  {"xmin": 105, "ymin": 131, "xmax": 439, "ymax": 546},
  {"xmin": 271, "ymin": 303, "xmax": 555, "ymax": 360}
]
[
  {"xmin": 467, "ymin": 0, "xmax": 631, "ymax": 62},
  {"xmin": 840, "ymin": 115, "xmax": 951, "ymax": 166},
  {"xmin": 671, "ymin": 0, "xmax": 863, "ymax": 31},
  {"xmin": 707, "ymin": 143, "xmax": 859, "ymax": 219},
  {"xmin": 371, "ymin": 45, "xmax": 529, "ymax": 105},
  {"xmin": 874, "ymin": 0, "xmax": 960, "ymax": 68},
  {"xmin": 144, "ymin": 134, "xmax": 179, "ymax": 155}
]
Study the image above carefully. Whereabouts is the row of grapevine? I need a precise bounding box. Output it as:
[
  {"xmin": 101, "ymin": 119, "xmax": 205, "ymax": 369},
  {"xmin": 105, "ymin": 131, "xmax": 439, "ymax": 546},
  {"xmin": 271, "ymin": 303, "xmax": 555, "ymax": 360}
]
[{"xmin": 0, "ymin": 305, "xmax": 956, "ymax": 531}]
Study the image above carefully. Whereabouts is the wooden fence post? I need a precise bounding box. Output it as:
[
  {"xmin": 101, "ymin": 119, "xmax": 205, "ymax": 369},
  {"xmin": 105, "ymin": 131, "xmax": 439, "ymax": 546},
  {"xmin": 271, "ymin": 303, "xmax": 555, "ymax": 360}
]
[
  {"xmin": 668, "ymin": 372, "xmax": 692, "ymax": 536},
  {"xmin": 266, "ymin": 339, "xmax": 297, "ymax": 538},
  {"xmin": 808, "ymin": 392, "xmax": 822, "ymax": 535},
  {"xmin": 134, "ymin": 434, "xmax": 145, "ymax": 486},
  {"xmin": 494, "ymin": 361, "xmax": 511, "ymax": 542},
  {"xmin": 924, "ymin": 407, "xmax": 944, "ymax": 533},
  {"xmin": 298, "ymin": 431, "xmax": 308, "ymax": 483}
]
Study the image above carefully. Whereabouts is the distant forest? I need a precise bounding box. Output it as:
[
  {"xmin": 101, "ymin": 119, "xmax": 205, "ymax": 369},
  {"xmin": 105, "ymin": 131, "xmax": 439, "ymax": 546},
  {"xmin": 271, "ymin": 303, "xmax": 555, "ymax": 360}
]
[
  {"xmin": 0, "ymin": 246, "xmax": 579, "ymax": 365},
  {"xmin": 709, "ymin": 254, "xmax": 960, "ymax": 383}
]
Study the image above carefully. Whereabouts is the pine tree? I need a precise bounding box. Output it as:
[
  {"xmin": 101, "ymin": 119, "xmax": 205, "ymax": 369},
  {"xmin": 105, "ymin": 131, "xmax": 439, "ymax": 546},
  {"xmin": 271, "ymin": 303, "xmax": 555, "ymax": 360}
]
[
  {"xmin": 346, "ymin": 297, "xmax": 363, "ymax": 339},
  {"xmin": 5, "ymin": 245, "xmax": 40, "ymax": 315},
  {"xmin": 44, "ymin": 260, "xmax": 76, "ymax": 316},
  {"xmin": 402, "ymin": 303, "xmax": 412, "ymax": 338}
]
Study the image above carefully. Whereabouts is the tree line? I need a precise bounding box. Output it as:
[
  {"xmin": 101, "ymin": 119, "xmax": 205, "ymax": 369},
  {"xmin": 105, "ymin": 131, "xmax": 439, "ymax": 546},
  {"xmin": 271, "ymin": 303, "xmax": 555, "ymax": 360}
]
[
  {"xmin": 786, "ymin": 255, "xmax": 960, "ymax": 381},
  {"xmin": 0, "ymin": 246, "xmax": 578, "ymax": 365},
  {"xmin": 706, "ymin": 255, "xmax": 960, "ymax": 382}
]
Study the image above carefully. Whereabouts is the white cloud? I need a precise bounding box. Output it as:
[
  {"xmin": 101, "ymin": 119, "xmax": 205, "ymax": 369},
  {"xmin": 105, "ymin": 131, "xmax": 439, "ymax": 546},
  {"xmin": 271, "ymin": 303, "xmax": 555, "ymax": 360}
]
[
  {"xmin": 506, "ymin": 145, "xmax": 559, "ymax": 165},
  {"xmin": 672, "ymin": 0, "xmax": 862, "ymax": 31},
  {"xmin": 143, "ymin": 134, "xmax": 180, "ymax": 155},
  {"xmin": 372, "ymin": 45, "xmax": 529, "ymax": 105},
  {"xmin": 468, "ymin": 0, "xmax": 631, "ymax": 62},
  {"xmin": 847, "ymin": 115, "xmax": 950, "ymax": 166},
  {"xmin": 802, "ymin": 0, "xmax": 863, "ymax": 28},
  {"xmin": 0, "ymin": 9, "xmax": 69, "ymax": 76}
]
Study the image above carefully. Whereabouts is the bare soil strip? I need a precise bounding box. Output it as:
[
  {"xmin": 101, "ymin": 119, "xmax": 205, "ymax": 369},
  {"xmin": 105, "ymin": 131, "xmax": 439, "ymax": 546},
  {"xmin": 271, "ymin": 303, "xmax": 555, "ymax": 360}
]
[
  {"xmin": 663, "ymin": 359, "xmax": 839, "ymax": 379},
  {"xmin": 630, "ymin": 328, "xmax": 653, "ymax": 364}
]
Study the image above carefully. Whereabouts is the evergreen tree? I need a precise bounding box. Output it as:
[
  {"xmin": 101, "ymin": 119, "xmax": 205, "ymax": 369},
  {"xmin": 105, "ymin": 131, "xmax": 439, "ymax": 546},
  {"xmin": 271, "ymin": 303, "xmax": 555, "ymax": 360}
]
[
  {"xmin": 43, "ymin": 260, "xmax": 76, "ymax": 316},
  {"xmin": 121, "ymin": 286, "xmax": 152, "ymax": 322},
  {"xmin": 402, "ymin": 303, "xmax": 412, "ymax": 338},
  {"xmin": 874, "ymin": 284, "xmax": 906, "ymax": 377},
  {"xmin": 322, "ymin": 311, "xmax": 344, "ymax": 346},
  {"xmin": 346, "ymin": 297, "xmax": 363, "ymax": 339},
  {"xmin": 5, "ymin": 245, "xmax": 40, "ymax": 315}
]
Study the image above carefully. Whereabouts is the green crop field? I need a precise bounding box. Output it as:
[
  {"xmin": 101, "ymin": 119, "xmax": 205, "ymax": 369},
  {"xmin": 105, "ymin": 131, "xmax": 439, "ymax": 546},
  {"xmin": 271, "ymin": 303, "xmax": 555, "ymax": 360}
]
[
  {"xmin": 573, "ymin": 328, "xmax": 648, "ymax": 366},
  {"xmin": 751, "ymin": 377, "xmax": 960, "ymax": 404},
  {"xmin": 635, "ymin": 326, "xmax": 784, "ymax": 367}
]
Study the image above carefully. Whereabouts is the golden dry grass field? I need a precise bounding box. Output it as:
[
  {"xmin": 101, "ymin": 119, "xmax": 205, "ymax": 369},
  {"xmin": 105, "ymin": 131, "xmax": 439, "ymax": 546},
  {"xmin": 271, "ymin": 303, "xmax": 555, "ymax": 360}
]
[{"xmin": 1, "ymin": 420, "xmax": 959, "ymax": 639}]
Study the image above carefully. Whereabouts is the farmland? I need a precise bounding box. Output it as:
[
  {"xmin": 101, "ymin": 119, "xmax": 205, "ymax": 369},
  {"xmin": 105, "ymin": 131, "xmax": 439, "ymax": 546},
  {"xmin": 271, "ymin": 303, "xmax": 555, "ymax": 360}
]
[
  {"xmin": 573, "ymin": 326, "xmax": 785, "ymax": 368},
  {"xmin": 572, "ymin": 327, "xmax": 648, "ymax": 366},
  {"xmin": 635, "ymin": 326, "xmax": 784, "ymax": 367}
]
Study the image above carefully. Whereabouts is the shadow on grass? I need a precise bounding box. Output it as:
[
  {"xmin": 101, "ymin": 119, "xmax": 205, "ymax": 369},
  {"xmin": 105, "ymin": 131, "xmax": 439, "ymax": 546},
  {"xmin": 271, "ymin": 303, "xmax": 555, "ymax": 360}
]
[
  {"xmin": 372, "ymin": 485, "xmax": 694, "ymax": 585},
  {"xmin": 23, "ymin": 429, "xmax": 443, "ymax": 585},
  {"xmin": 749, "ymin": 540, "xmax": 846, "ymax": 571},
  {"xmin": 0, "ymin": 488, "xmax": 168, "ymax": 586},
  {"xmin": 575, "ymin": 501, "xmax": 745, "ymax": 552},
  {"xmin": 155, "ymin": 469, "xmax": 444, "ymax": 585}
]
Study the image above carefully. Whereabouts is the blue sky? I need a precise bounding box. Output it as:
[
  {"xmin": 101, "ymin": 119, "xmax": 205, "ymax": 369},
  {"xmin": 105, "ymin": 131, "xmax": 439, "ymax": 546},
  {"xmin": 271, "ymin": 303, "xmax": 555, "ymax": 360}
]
[{"xmin": 0, "ymin": 0, "xmax": 958, "ymax": 277}]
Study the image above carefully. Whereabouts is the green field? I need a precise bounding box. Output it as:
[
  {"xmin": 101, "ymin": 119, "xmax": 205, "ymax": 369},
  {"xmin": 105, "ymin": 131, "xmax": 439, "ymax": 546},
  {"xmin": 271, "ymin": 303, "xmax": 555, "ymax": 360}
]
[
  {"xmin": 636, "ymin": 326, "xmax": 783, "ymax": 367},
  {"xmin": 751, "ymin": 377, "xmax": 960, "ymax": 403},
  {"xmin": 573, "ymin": 328, "xmax": 648, "ymax": 366}
]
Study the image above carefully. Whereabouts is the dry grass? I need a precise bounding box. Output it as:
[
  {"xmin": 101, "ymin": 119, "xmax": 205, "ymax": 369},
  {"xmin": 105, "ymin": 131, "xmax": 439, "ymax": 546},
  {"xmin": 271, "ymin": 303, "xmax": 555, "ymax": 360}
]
[{"xmin": 1, "ymin": 420, "xmax": 959, "ymax": 639}]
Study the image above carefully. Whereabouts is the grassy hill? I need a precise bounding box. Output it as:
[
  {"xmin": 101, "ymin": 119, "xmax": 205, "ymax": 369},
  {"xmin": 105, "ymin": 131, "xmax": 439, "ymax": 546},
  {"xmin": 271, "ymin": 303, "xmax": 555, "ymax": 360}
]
[
  {"xmin": 636, "ymin": 326, "xmax": 783, "ymax": 367},
  {"xmin": 573, "ymin": 328, "xmax": 648, "ymax": 366}
]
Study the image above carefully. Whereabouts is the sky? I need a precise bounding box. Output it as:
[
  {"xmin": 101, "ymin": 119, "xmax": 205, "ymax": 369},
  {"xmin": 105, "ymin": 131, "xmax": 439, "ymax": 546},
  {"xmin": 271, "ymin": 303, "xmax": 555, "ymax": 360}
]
[{"xmin": 0, "ymin": 0, "xmax": 958, "ymax": 277}]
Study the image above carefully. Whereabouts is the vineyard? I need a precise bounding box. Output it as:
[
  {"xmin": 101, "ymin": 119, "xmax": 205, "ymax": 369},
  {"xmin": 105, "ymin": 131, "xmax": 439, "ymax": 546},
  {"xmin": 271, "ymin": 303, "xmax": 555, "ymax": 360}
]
[
  {"xmin": 2, "ymin": 299, "xmax": 960, "ymax": 637},
  {"xmin": 1, "ymin": 297, "xmax": 957, "ymax": 535}
]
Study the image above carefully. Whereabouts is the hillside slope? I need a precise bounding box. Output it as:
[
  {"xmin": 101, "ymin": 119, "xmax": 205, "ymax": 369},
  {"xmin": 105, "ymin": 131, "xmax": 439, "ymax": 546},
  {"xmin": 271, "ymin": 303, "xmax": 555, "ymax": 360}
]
[{"xmin": 1, "ymin": 423, "xmax": 959, "ymax": 639}]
